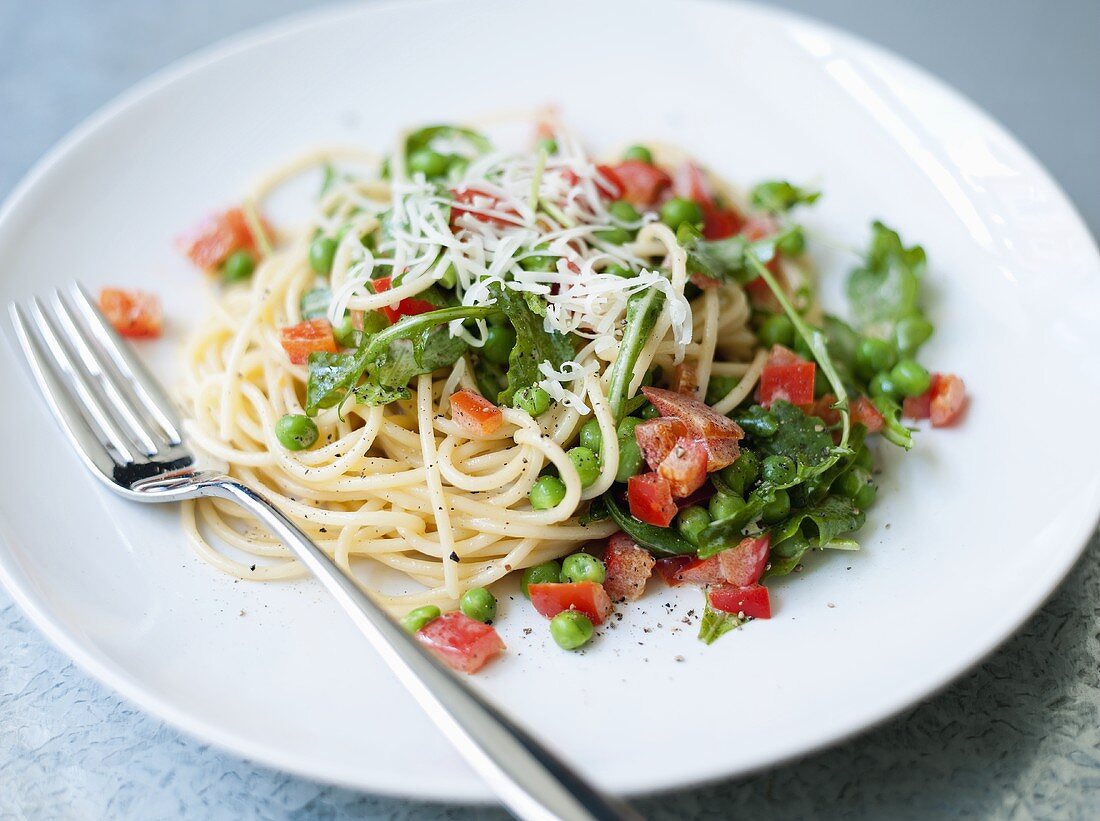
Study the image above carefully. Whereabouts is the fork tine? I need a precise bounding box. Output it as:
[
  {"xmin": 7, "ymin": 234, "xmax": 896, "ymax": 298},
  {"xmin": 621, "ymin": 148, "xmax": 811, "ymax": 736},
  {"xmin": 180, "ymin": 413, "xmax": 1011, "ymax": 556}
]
[
  {"xmin": 26, "ymin": 297, "xmax": 137, "ymax": 464},
  {"xmin": 9, "ymin": 303, "xmax": 129, "ymax": 476},
  {"xmin": 51, "ymin": 289, "xmax": 159, "ymax": 456},
  {"xmin": 69, "ymin": 282, "xmax": 183, "ymax": 444}
]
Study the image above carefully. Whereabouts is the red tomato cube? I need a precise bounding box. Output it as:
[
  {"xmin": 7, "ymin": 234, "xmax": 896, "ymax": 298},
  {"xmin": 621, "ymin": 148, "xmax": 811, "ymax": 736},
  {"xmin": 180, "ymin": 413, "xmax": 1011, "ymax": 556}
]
[
  {"xmin": 98, "ymin": 288, "xmax": 163, "ymax": 339},
  {"xmin": 627, "ymin": 472, "xmax": 679, "ymax": 527},
  {"xmin": 450, "ymin": 390, "xmax": 503, "ymax": 436},
  {"xmin": 709, "ymin": 583, "xmax": 772, "ymax": 619},
  {"xmin": 757, "ymin": 361, "xmax": 816, "ymax": 407},
  {"xmin": 416, "ymin": 611, "xmax": 505, "ymax": 674},
  {"xmin": 657, "ymin": 438, "xmax": 709, "ymax": 498},
  {"xmin": 280, "ymin": 319, "xmax": 337, "ymax": 365},
  {"xmin": 176, "ymin": 207, "xmax": 266, "ymax": 270},
  {"xmin": 609, "ymin": 160, "xmax": 671, "ymax": 207},
  {"xmin": 930, "ymin": 373, "xmax": 967, "ymax": 427},
  {"xmin": 528, "ymin": 581, "xmax": 613, "ymax": 625},
  {"xmin": 851, "ymin": 395, "xmax": 885, "ymax": 433}
]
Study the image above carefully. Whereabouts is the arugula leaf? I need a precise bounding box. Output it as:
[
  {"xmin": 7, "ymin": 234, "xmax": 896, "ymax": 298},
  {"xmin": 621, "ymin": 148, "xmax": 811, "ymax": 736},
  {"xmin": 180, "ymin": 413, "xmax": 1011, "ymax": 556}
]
[
  {"xmin": 605, "ymin": 494, "xmax": 697, "ymax": 557},
  {"xmin": 606, "ymin": 288, "xmax": 664, "ymax": 421},
  {"xmin": 698, "ymin": 600, "xmax": 744, "ymax": 645},
  {"xmin": 472, "ymin": 354, "xmax": 507, "ymax": 402},
  {"xmin": 677, "ymin": 223, "xmax": 801, "ymax": 286},
  {"xmin": 578, "ymin": 496, "xmax": 609, "ymax": 526},
  {"xmin": 847, "ymin": 221, "xmax": 926, "ymax": 340},
  {"xmin": 405, "ymin": 125, "xmax": 491, "ymax": 156},
  {"xmin": 352, "ymin": 383, "xmax": 410, "ymax": 405},
  {"xmin": 488, "ymin": 282, "xmax": 574, "ymax": 406},
  {"xmin": 305, "ymin": 305, "xmax": 499, "ymax": 413},
  {"xmin": 300, "ymin": 287, "xmax": 332, "ymax": 320},
  {"xmin": 872, "ymin": 394, "xmax": 914, "ymax": 450},
  {"xmin": 755, "ymin": 400, "xmax": 835, "ymax": 477},
  {"xmin": 766, "ymin": 495, "xmax": 866, "ymax": 576},
  {"xmin": 749, "ymin": 180, "xmax": 821, "ymax": 214}
]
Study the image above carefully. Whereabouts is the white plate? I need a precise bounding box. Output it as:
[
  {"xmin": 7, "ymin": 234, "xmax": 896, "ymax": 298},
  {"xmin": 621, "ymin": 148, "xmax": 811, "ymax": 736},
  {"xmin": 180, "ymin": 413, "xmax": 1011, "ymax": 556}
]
[{"xmin": 1, "ymin": 0, "xmax": 1098, "ymax": 802}]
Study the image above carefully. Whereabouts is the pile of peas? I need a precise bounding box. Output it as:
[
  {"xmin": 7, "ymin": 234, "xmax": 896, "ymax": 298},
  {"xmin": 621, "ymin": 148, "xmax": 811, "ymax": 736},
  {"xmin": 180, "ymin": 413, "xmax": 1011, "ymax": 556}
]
[{"xmin": 519, "ymin": 551, "xmax": 607, "ymax": 650}]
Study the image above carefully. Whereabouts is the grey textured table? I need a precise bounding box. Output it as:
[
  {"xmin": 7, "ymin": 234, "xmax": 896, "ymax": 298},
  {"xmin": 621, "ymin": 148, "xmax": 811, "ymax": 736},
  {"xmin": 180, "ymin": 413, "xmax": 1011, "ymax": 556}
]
[{"xmin": 2, "ymin": 1, "xmax": 1098, "ymax": 818}]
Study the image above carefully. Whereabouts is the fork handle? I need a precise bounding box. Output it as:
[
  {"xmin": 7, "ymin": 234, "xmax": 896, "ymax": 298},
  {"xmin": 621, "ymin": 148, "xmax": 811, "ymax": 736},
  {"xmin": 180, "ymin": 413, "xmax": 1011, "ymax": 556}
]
[{"xmin": 199, "ymin": 475, "xmax": 639, "ymax": 821}]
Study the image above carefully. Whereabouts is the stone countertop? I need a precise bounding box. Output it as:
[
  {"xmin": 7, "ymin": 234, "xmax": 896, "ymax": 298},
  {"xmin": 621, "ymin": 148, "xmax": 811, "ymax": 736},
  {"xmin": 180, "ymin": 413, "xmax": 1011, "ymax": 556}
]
[{"xmin": 2, "ymin": 1, "xmax": 1098, "ymax": 818}]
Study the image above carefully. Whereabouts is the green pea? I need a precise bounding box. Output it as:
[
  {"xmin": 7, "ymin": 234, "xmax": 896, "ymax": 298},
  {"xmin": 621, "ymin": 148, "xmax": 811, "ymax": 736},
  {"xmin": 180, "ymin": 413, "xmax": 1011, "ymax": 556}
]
[
  {"xmin": 408, "ymin": 148, "xmax": 449, "ymax": 178},
  {"xmin": 775, "ymin": 226, "xmax": 806, "ymax": 257},
  {"xmin": 705, "ymin": 375, "xmax": 739, "ymax": 406},
  {"xmin": 400, "ymin": 605, "xmax": 441, "ymax": 633},
  {"xmin": 709, "ymin": 492, "xmax": 746, "ymax": 522},
  {"xmin": 608, "ymin": 200, "xmax": 641, "ymax": 223},
  {"xmin": 309, "ymin": 236, "xmax": 338, "ymax": 274},
  {"xmin": 333, "ymin": 316, "xmax": 359, "ymax": 348},
  {"xmin": 537, "ymin": 136, "xmax": 558, "ymax": 155},
  {"xmin": 762, "ymin": 454, "xmax": 796, "ymax": 485},
  {"xmin": 514, "ymin": 385, "xmax": 551, "ymax": 417},
  {"xmin": 521, "ymin": 561, "xmax": 561, "ymax": 598},
  {"xmin": 761, "ymin": 489, "xmax": 791, "ymax": 524},
  {"xmin": 623, "ymin": 145, "xmax": 653, "ymax": 164},
  {"xmin": 853, "ymin": 445, "xmax": 874, "ymax": 472},
  {"xmin": 854, "ymin": 481, "xmax": 878, "ymax": 511},
  {"xmin": 561, "ymin": 552, "xmax": 606, "ymax": 584},
  {"xmin": 550, "ymin": 611, "xmax": 594, "ymax": 650},
  {"xmin": 579, "ymin": 419, "xmax": 603, "ymax": 453},
  {"xmin": 221, "ymin": 250, "xmax": 255, "ymax": 283},
  {"xmin": 275, "ymin": 414, "xmax": 318, "ymax": 451},
  {"xmin": 758, "ymin": 314, "xmax": 795, "ymax": 348},
  {"xmin": 567, "ymin": 447, "xmax": 601, "ymax": 489},
  {"xmin": 855, "ymin": 338, "xmax": 897, "ymax": 380},
  {"xmin": 615, "ymin": 435, "xmax": 645, "ymax": 483},
  {"xmin": 520, "ymin": 254, "xmax": 558, "ymax": 272},
  {"xmin": 617, "ymin": 416, "xmax": 642, "ymax": 437},
  {"xmin": 889, "ymin": 358, "xmax": 931, "ymax": 398},
  {"xmin": 660, "ymin": 197, "xmax": 703, "ymax": 232},
  {"xmin": 639, "ymin": 402, "xmax": 660, "ymax": 420},
  {"xmin": 835, "ymin": 469, "xmax": 866, "ymax": 499},
  {"xmin": 868, "ymin": 371, "xmax": 900, "ymax": 399},
  {"xmin": 530, "ymin": 475, "xmax": 567, "ymax": 510},
  {"xmin": 604, "ymin": 264, "xmax": 635, "ymax": 278},
  {"xmin": 896, "ymin": 315, "xmax": 934, "ymax": 355},
  {"xmin": 482, "ymin": 325, "xmax": 516, "ymax": 365},
  {"xmin": 594, "ymin": 226, "xmax": 633, "ymax": 245},
  {"xmin": 676, "ymin": 506, "xmax": 711, "ymax": 546},
  {"xmin": 720, "ymin": 450, "xmax": 760, "ymax": 496},
  {"xmin": 460, "ymin": 587, "xmax": 497, "ymax": 623}
]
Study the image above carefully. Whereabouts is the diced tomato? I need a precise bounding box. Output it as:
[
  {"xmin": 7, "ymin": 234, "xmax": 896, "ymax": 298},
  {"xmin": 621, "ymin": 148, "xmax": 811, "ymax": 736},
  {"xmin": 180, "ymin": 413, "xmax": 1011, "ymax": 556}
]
[
  {"xmin": 635, "ymin": 417, "xmax": 687, "ymax": 470},
  {"xmin": 642, "ymin": 387, "xmax": 744, "ymax": 471},
  {"xmin": 690, "ymin": 272, "xmax": 723, "ymax": 290},
  {"xmin": 657, "ymin": 438, "xmax": 709, "ymax": 498},
  {"xmin": 528, "ymin": 581, "xmax": 614, "ymax": 625},
  {"xmin": 672, "ymin": 360, "xmax": 698, "ymax": 395},
  {"xmin": 756, "ymin": 345, "xmax": 815, "ymax": 407},
  {"xmin": 741, "ymin": 214, "xmax": 780, "ymax": 242},
  {"xmin": 803, "ymin": 393, "xmax": 841, "ymax": 426},
  {"xmin": 449, "ymin": 187, "xmax": 521, "ymax": 229},
  {"xmin": 672, "ymin": 162, "xmax": 712, "ymax": 205},
  {"xmin": 608, "ymin": 160, "xmax": 671, "ymax": 207},
  {"xmin": 416, "ymin": 611, "xmax": 505, "ymax": 674},
  {"xmin": 929, "ymin": 373, "xmax": 967, "ymax": 427},
  {"xmin": 627, "ymin": 472, "xmax": 679, "ymax": 527},
  {"xmin": 280, "ymin": 319, "xmax": 337, "ymax": 364},
  {"xmin": 603, "ymin": 534, "xmax": 656, "ymax": 602},
  {"xmin": 709, "ymin": 583, "xmax": 772, "ymax": 619},
  {"xmin": 562, "ymin": 165, "xmax": 623, "ymax": 200},
  {"xmin": 668, "ymin": 556, "xmax": 722, "ymax": 586},
  {"xmin": 851, "ymin": 395, "xmax": 884, "ymax": 433},
  {"xmin": 703, "ymin": 207, "xmax": 744, "ymax": 240},
  {"xmin": 902, "ymin": 391, "xmax": 931, "ymax": 420},
  {"xmin": 654, "ymin": 556, "xmax": 694, "ymax": 586},
  {"xmin": 176, "ymin": 207, "xmax": 267, "ymax": 270},
  {"xmin": 371, "ymin": 276, "xmax": 437, "ymax": 322},
  {"xmin": 450, "ymin": 389, "xmax": 503, "ymax": 436},
  {"xmin": 98, "ymin": 288, "xmax": 163, "ymax": 339}
]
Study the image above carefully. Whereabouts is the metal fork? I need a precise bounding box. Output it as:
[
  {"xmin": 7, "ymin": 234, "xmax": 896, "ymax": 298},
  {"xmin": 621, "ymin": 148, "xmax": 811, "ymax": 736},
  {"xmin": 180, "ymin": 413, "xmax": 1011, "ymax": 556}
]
[{"xmin": 8, "ymin": 283, "xmax": 639, "ymax": 821}]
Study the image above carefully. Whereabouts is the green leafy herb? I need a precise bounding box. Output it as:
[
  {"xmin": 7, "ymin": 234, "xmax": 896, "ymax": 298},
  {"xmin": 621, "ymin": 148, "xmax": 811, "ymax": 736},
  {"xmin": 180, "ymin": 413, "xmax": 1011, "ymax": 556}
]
[
  {"xmin": 405, "ymin": 125, "xmax": 491, "ymax": 157},
  {"xmin": 749, "ymin": 180, "xmax": 821, "ymax": 214},
  {"xmin": 606, "ymin": 289, "xmax": 664, "ymax": 421},
  {"xmin": 698, "ymin": 600, "xmax": 744, "ymax": 645},
  {"xmin": 604, "ymin": 494, "xmax": 697, "ymax": 557},
  {"xmin": 871, "ymin": 394, "xmax": 914, "ymax": 450},
  {"xmin": 352, "ymin": 383, "xmax": 411, "ymax": 406},
  {"xmin": 846, "ymin": 221, "xmax": 926, "ymax": 340},
  {"xmin": 300, "ymin": 287, "xmax": 332, "ymax": 321},
  {"xmin": 487, "ymin": 282, "xmax": 574, "ymax": 405},
  {"xmin": 754, "ymin": 401, "xmax": 835, "ymax": 477},
  {"xmin": 677, "ymin": 223, "xmax": 801, "ymax": 286},
  {"xmin": 766, "ymin": 495, "xmax": 866, "ymax": 576}
]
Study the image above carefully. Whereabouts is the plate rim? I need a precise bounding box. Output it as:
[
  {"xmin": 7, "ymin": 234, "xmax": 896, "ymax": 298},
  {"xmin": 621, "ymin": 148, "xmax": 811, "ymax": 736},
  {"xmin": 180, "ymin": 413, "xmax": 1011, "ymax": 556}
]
[{"xmin": 1, "ymin": 0, "xmax": 1098, "ymax": 803}]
